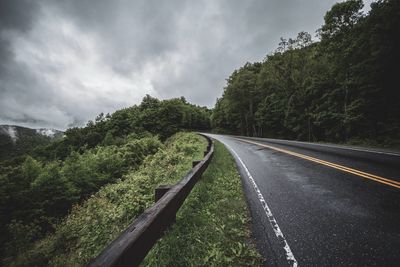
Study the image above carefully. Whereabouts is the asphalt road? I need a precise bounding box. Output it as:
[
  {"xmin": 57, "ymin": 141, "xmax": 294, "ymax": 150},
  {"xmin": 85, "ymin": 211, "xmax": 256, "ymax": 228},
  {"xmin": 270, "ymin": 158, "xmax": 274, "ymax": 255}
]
[{"xmin": 206, "ymin": 134, "xmax": 400, "ymax": 267}]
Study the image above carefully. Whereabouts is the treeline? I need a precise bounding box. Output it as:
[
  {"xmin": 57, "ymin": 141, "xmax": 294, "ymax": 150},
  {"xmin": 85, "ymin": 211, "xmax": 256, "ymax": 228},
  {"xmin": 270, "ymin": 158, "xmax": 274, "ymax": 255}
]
[
  {"xmin": 35, "ymin": 95, "xmax": 211, "ymax": 161},
  {"xmin": 212, "ymin": 0, "xmax": 400, "ymax": 146},
  {"xmin": 0, "ymin": 95, "xmax": 210, "ymax": 263}
]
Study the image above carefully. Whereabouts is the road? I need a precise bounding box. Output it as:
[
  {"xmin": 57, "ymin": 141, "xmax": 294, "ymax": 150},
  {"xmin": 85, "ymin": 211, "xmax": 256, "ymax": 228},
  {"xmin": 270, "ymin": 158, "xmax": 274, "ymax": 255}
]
[{"xmin": 206, "ymin": 134, "xmax": 400, "ymax": 267}]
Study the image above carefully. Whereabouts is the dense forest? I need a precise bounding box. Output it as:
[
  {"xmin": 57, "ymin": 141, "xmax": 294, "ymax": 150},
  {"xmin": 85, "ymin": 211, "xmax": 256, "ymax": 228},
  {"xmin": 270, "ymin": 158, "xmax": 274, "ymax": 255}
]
[
  {"xmin": 212, "ymin": 0, "xmax": 400, "ymax": 147},
  {"xmin": 0, "ymin": 95, "xmax": 210, "ymax": 263},
  {"xmin": 0, "ymin": 126, "xmax": 63, "ymax": 161}
]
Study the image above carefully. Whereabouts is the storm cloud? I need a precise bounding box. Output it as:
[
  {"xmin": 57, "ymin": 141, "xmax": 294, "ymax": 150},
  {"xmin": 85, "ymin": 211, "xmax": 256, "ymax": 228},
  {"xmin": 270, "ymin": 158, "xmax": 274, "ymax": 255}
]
[{"xmin": 0, "ymin": 0, "xmax": 373, "ymax": 129}]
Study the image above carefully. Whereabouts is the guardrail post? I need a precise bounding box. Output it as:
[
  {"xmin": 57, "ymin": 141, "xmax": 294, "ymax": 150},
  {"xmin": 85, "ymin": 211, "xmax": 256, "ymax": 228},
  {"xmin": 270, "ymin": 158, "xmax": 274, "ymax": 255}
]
[
  {"xmin": 155, "ymin": 185, "xmax": 172, "ymax": 202},
  {"xmin": 89, "ymin": 134, "xmax": 214, "ymax": 267}
]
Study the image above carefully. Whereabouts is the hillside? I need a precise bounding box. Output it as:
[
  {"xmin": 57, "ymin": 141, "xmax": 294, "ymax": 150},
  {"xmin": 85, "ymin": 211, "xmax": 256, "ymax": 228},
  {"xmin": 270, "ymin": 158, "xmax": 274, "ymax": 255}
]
[
  {"xmin": 0, "ymin": 95, "xmax": 212, "ymax": 265},
  {"xmin": 0, "ymin": 125, "xmax": 63, "ymax": 161}
]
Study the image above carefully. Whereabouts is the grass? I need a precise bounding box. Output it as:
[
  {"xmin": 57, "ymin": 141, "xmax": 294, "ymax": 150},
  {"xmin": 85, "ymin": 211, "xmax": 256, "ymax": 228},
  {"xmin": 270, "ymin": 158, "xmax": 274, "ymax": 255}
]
[
  {"xmin": 142, "ymin": 140, "xmax": 264, "ymax": 266},
  {"xmin": 344, "ymin": 138, "xmax": 400, "ymax": 152}
]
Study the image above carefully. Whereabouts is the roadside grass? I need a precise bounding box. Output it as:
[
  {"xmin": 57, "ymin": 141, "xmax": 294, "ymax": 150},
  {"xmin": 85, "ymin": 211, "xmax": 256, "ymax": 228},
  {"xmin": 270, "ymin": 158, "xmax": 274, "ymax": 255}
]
[
  {"xmin": 11, "ymin": 132, "xmax": 206, "ymax": 267},
  {"xmin": 344, "ymin": 138, "xmax": 400, "ymax": 152},
  {"xmin": 143, "ymin": 140, "xmax": 264, "ymax": 266}
]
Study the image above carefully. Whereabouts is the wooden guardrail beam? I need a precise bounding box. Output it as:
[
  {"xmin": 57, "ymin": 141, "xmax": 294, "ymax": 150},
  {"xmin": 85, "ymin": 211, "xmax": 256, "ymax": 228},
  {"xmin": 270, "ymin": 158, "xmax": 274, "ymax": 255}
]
[{"xmin": 88, "ymin": 134, "xmax": 213, "ymax": 267}]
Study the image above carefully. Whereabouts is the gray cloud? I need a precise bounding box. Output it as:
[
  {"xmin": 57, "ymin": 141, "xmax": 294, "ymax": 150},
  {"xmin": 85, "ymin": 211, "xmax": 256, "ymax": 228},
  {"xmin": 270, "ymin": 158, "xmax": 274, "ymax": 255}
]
[
  {"xmin": 0, "ymin": 0, "xmax": 38, "ymax": 75},
  {"xmin": 0, "ymin": 0, "xmax": 374, "ymax": 129}
]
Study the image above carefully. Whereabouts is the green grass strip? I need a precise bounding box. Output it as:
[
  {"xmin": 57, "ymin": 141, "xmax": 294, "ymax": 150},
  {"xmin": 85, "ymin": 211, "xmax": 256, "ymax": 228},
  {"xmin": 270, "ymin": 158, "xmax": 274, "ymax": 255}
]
[{"xmin": 143, "ymin": 140, "xmax": 264, "ymax": 266}]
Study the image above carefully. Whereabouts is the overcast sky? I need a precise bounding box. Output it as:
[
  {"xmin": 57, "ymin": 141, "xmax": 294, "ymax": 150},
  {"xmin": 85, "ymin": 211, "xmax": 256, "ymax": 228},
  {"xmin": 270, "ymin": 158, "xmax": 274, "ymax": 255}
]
[{"xmin": 0, "ymin": 0, "xmax": 373, "ymax": 130}]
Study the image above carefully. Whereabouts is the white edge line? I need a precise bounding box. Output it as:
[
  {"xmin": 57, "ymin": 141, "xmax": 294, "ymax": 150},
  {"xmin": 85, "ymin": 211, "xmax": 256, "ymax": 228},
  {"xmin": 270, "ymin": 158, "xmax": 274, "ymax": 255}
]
[{"xmin": 226, "ymin": 144, "xmax": 298, "ymax": 267}]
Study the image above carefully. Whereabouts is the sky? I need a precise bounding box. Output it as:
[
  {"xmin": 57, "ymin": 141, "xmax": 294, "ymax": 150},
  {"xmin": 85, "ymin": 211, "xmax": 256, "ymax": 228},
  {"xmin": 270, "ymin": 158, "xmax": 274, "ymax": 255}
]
[{"xmin": 0, "ymin": 0, "xmax": 373, "ymax": 130}]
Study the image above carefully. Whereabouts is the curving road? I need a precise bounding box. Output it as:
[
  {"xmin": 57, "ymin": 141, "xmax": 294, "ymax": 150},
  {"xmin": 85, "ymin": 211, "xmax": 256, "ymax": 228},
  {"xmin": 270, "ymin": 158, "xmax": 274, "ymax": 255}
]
[{"xmin": 206, "ymin": 134, "xmax": 400, "ymax": 267}]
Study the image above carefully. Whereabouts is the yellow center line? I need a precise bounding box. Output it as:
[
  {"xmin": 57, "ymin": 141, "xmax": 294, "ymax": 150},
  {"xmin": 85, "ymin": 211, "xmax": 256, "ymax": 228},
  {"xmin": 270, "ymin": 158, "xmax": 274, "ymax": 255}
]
[{"xmin": 234, "ymin": 138, "xmax": 400, "ymax": 189}]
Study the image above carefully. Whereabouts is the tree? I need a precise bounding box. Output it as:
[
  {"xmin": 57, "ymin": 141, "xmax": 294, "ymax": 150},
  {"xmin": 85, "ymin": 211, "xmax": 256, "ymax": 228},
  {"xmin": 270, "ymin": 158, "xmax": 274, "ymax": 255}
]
[
  {"xmin": 212, "ymin": 0, "xmax": 400, "ymax": 145},
  {"xmin": 319, "ymin": 0, "xmax": 364, "ymax": 39}
]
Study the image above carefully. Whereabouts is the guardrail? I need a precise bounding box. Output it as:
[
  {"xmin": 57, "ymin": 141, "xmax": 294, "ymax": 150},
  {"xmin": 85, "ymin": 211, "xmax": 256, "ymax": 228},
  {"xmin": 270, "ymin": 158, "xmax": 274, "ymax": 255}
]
[{"xmin": 88, "ymin": 134, "xmax": 214, "ymax": 267}]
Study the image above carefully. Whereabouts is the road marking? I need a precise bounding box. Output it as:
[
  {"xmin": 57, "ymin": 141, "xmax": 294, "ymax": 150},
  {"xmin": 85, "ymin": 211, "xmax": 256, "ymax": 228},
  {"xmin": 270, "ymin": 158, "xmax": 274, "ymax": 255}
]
[
  {"xmin": 235, "ymin": 138, "xmax": 400, "ymax": 189},
  {"xmin": 245, "ymin": 137, "xmax": 400, "ymax": 157},
  {"xmin": 227, "ymin": 145, "xmax": 298, "ymax": 267}
]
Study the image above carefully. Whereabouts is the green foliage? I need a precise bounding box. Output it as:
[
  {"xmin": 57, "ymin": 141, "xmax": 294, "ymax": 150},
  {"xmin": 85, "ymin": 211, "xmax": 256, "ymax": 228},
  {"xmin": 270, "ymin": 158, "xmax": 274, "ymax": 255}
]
[
  {"xmin": 320, "ymin": 0, "xmax": 364, "ymax": 38},
  {"xmin": 143, "ymin": 141, "xmax": 263, "ymax": 266},
  {"xmin": 33, "ymin": 95, "xmax": 211, "ymax": 161},
  {"xmin": 0, "ymin": 136, "xmax": 162, "ymax": 264},
  {"xmin": 136, "ymin": 96, "xmax": 211, "ymax": 140},
  {"xmin": 11, "ymin": 133, "xmax": 206, "ymax": 267},
  {"xmin": 0, "ymin": 125, "xmax": 59, "ymax": 162},
  {"xmin": 212, "ymin": 0, "xmax": 400, "ymax": 146},
  {"xmin": 1, "ymin": 94, "xmax": 211, "ymax": 264}
]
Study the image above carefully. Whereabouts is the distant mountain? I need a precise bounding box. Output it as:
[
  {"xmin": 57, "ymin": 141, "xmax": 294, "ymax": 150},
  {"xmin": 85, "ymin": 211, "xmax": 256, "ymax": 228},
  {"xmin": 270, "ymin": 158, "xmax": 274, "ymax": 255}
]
[
  {"xmin": 0, "ymin": 125, "xmax": 63, "ymax": 161},
  {"xmin": 35, "ymin": 128, "xmax": 64, "ymax": 139}
]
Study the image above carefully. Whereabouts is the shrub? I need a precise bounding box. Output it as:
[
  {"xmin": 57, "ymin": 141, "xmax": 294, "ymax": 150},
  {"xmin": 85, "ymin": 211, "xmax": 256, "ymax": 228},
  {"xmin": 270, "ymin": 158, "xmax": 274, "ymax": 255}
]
[
  {"xmin": 1, "ymin": 136, "xmax": 163, "ymax": 265},
  {"xmin": 11, "ymin": 133, "xmax": 206, "ymax": 267}
]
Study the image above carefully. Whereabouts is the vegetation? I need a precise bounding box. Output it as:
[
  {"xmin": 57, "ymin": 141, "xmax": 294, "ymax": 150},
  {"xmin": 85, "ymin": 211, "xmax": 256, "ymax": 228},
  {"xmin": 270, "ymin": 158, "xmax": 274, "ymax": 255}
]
[
  {"xmin": 212, "ymin": 0, "xmax": 400, "ymax": 147},
  {"xmin": 0, "ymin": 125, "xmax": 62, "ymax": 162},
  {"xmin": 1, "ymin": 135, "xmax": 162, "ymax": 264},
  {"xmin": 0, "ymin": 95, "xmax": 211, "ymax": 266},
  {"xmin": 9, "ymin": 133, "xmax": 206, "ymax": 267},
  {"xmin": 34, "ymin": 95, "xmax": 210, "ymax": 161},
  {"xmin": 143, "ymin": 141, "xmax": 263, "ymax": 266}
]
